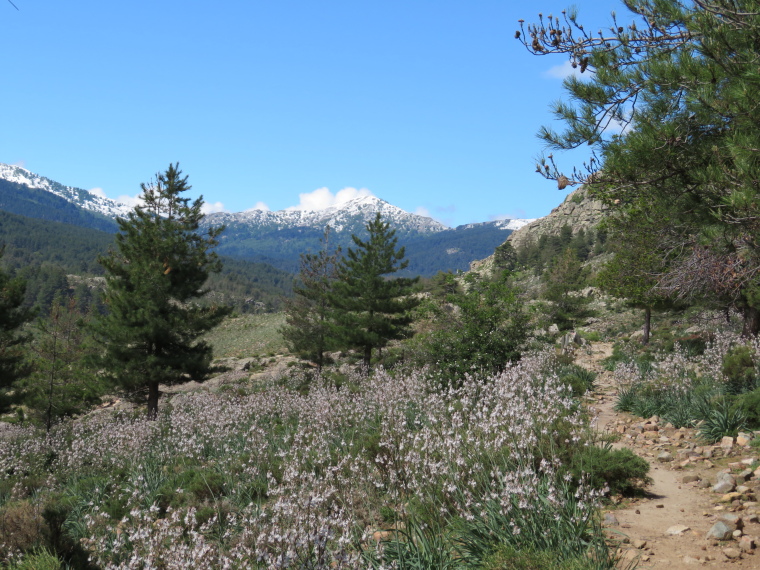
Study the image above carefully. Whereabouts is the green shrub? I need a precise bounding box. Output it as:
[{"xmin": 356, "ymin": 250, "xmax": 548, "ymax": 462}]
[
  {"xmin": 567, "ymin": 445, "xmax": 650, "ymax": 497},
  {"xmin": 699, "ymin": 400, "xmax": 748, "ymax": 443},
  {"xmin": 557, "ymin": 365, "xmax": 597, "ymax": 397},
  {"xmin": 730, "ymin": 387, "xmax": 760, "ymax": 428},
  {"xmin": 722, "ymin": 346, "xmax": 758, "ymax": 395},
  {"xmin": 6, "ymin": 548, "xmax": 63, "ymax": 570}
]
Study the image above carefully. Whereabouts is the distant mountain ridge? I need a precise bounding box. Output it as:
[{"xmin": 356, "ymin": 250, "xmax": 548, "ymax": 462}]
[
  {"xmin": 0, "ymin": 163, "xmax": 536, "ymax": 277},
  {"xmin": 0, "ymin": 163, "xmax": 132, "ymax": 219}
]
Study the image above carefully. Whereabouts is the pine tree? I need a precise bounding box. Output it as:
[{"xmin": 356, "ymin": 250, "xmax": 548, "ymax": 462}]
[
  {"xmin": 23, "ymin": 295, "xmax": 100, "ymax": 431},
  {"xmin": 281, "ymin": 227, "xmax": 341, "ymax": 372},
  {"xmin": 518, "ymin": 0, "xmax": 760, "ymax": 334},
  {"xmin": 331, "ymin": 213, "xmax": 419, "ymax": 368},
  {"xmin": 94, "ymin": 164, "xmax": 231, "ymax": 417},
  {"xmin": 0, "ymin": 248, "xmax": 33, "ymax": 406}
]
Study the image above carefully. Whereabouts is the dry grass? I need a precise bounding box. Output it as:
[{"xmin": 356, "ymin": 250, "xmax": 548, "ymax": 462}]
[{"xmin": 203, "ymin": 312, "xmax": 288, "ymax": 358}]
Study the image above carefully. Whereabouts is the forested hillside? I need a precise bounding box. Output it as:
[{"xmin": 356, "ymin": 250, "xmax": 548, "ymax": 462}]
[
  {"xmin": 0, "ymin": 178, "xmax": 119, "ymax": 233},
  {"xmin": 0, "ymin": 209, "xmax": 293, "ymax": 313}
]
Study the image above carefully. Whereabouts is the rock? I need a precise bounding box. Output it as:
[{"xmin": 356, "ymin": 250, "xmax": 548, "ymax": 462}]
[
  {"xmin": 698, "ymin": 479, "xmax": 712, "ymax": 489},
  {"xmin": 722, "ymin": 547, "xmax": 742, "ymax": 560},
  {"xmin": 683, "ymin": 474, "xmax": 701, "ymax": 484},
  {"xmin": 719, "ymin": 513, "xmax": 743, "ymax": 529},
  {"xmin": 682, "ymin": 556, "xmax": 704, "ymax": 565},
  {"xmin": 666, "ymin": 524, "xmax": 691, "ymax": 535},
  {"xmin": 372, "ymin": 530, "xmax": 392, "ymax": 542},
  {"xmin": 717, "ymin": 471, "xmax": 737, "ymax": 485},
  {"xmin": 713, "ymin": 480, "xmax": 736, "ymax": 494},
  {"xmin": 632, "ymin": 539, "xmax": 647, "ymax": 549},
  {"xmin": 721, "ymin": 436, "xmax": 735, "ymax": 450},
  {"xmin": 721, "ymin": 492, "xmax": 742, "ymax": 503},
  {"xmin": 736, "ymin": 433, "xmax": 752, "ymax": 446},
  {"xmin": 706, "ymin": 521, "xmax": 734, "ymax": 540},
  {"xmin": 738, "ymin": 469, "xmax": 754, "ymax": 481},
  {"xmin": 739, "ymin": 536, "xmax": 756, "ymax": 551},
  {"xmin": 658, "ymin": 451, "xmax": 674, "ymax": 463},
  {"xmin": 603, "ymin": 513, "xmax": 619, "ymax": 527},
  {"xmin": 548, "ymin": 324, "xmax": 560, "ymax": 334}
]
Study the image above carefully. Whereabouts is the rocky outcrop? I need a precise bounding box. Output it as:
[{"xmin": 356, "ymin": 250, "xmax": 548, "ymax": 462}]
[
  {"xmin": 470, "ymin": 187, "xmax": 607, "ymax": 275},
  {"xmin": 506, "ymin": 187, "xmax": 607, "ymax": 252}
]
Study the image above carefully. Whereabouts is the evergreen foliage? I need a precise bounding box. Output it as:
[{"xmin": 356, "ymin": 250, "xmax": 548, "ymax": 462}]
[
  {"xmin": 596, "ymin": 212, "xmax": 672, "ymax": 344},
  {"xmin": 22, "ymin": 296, "xmax": 101, "ymax": 431},
  {"xmin": 281, "ymin": 228, "xmax": 341, "ymax": 371},
  {"xmin": 542, "ymin": 247, "xmax": 591, "ymax": 330},
  {"xmin": 414, "ymin": 272, "xmax": 529, "ymax": 385},
  {"xmin": 93, "ymin": 164, "xmax": 231, "ymax": 417},
  {"xmin": 0, "ymin": 248, "xmax": 33, "ymax": 404},
  {"xmin": 330, "ymin": 213, "xmax": 420, "ymax": 368},
  {"xmin": 519, "ymin": 0, "xmax": 760, "ymax": 335}
]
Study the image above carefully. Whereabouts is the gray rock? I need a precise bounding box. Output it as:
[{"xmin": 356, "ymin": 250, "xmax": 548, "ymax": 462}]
[
  {"xmin": 719, "ymin": 513, "xmax": 743, "ymax": 529},
  {"xmin": 682, "ymin": 474, "xmax": 701, "ymax": 484},
  {"xmin": 603, "ymin": 513, "xmax": 619, "ymax": 527},
  {"xmin": 657, "ymin": 451, "xmax": 674, "ymax": 463},
  {"xmin": 706, "ymin": 521, "xmax": 734, "ymax": 540},
  {"xmin": 712, "ymin": 480, "xmax": 736, "ymax": 494}
]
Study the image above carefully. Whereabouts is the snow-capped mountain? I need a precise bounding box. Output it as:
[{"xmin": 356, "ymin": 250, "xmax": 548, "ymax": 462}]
[
  {"xmin": 0, "ymin": 163, "xmax": 132, "ymax": 218},
  {"xmin": 206, "ymin": 194, "xmax": 447, "ymax": 238},
  {"xmin": 0, "ymin": 162, "xmax": 536, "ymax": 276}
]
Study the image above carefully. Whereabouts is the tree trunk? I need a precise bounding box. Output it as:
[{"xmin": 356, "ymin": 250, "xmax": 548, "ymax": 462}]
[
  {"xmin": 742, "ymin": 306, "xmax": 760, "ymax": 337},
  {"xmin": 147, "ymin": 381, "xmax": 160, "ymax": 419},
  {"xmin": 642, "ymin": 307, "xmax": 651, "ymax": 345},
  {"xmin": 363, "ymin": 345, "xmax": 372, "ymax": 371}
]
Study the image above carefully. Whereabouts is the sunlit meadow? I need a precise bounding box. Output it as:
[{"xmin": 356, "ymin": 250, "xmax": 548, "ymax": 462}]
[{"xmin": 1, "ymin": 351, "xmax": 619, "ymax": 569}]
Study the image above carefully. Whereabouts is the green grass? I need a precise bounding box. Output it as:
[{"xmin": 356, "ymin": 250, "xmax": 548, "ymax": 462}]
[{"xmin": 203, "ymin": 312, "xmax": 287, "ymax": 358}]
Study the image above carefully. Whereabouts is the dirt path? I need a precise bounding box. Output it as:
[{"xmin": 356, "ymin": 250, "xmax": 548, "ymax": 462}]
[{"xmin": 577, "ymin": 342, "xmax": 760, "ymax": 568}]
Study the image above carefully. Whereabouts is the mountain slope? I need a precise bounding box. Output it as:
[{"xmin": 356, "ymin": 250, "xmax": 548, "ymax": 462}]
[{"xmin": 0, "ymin": 163, "xmax": 535, "ymax": 277}]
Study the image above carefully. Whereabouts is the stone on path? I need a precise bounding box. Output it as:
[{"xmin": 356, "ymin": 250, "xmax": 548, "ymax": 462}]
[
  {"xmin": 705, "ymin": 521, "xmax": 734, "ymax": 540},
  {"xmin": 666, "ymin": 524, "xmax": 691, "ymax": 535}
]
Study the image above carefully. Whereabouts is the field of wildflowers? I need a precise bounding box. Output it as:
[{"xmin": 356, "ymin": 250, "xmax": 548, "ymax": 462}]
[
  {"xmin": 612, "ymin": 329, "xmax": 760, "ymax": 442},
  {"xmin": 0, "ymin": 350, "xmax": 624, "ymax": 569}
]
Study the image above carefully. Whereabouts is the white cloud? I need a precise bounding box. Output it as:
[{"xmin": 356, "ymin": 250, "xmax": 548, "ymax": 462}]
[
  {"xmin": 116, "ymin": 193, "xmax": 145, "ymax": 208},
  {"xmin": 88, "ymin": 187, "xmax": 107, "ymax": 199},
  {"xmin": 415, "ymin": 206, "xmax": 430, "ymax": 217},
  {"xmin": 11, "ymin": 160, "xmax": 25, "ymax": 168},
  {"xmin": 542, "ymin": 60, "xmax": 581, "ymax": 80},
  {"xmin": 287, "ymin": 186, "xmax": 375, "ymax": 211},
  {"xmin": 201, "ymin": 201, "xmax": 226, "ymax": 214},
  {"xmin": 246, "ymin": 201, "xmax": 270, "ymax": 212}
]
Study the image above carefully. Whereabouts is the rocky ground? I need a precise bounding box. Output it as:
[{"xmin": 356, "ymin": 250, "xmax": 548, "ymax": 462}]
[{"xmin": 577, "ymin": 342, "xmax": 760, "ymax": 569}]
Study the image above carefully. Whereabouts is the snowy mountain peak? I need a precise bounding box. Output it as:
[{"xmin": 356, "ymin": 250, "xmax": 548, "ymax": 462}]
[
  {"xmin": 207, "ymin": 194, "xmax": 448, "ymax": 235},
  {"xmin": 0, "ymin": 163, "xmax": 132, "ymax": 218}
]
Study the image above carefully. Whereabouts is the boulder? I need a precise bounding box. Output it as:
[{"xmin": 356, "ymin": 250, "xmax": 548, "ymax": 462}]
[{"xmin": 705, "ymin": 521, "xmax": 734, "ymax": 540}]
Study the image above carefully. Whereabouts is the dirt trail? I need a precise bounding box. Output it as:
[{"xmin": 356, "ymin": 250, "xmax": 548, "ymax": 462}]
[{"xmin": 577, "ymin": 342, "xmax": 760, "ymax": 568}]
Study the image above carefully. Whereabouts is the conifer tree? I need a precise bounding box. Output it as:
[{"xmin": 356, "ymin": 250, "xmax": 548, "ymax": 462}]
[
  {"xmin": 94, "ymin": 164, "xmax": 230, "ymax": 417},
  {"xmin": 0, "ymin": 249, "xmax": 33, "ymax": 406},
  {"xmin": 331, "ymin": 213, "xmax": 419, "ymax": 368},
  {"xmin": 281, "ymin": 227, "xmax": 341, "ymax": 372},
  {"xmin": 519, "ymin": 0, "xmax": 760, "ymax": 334},
  {"xmin": 23, "ymin": 295, "xmax": 100, "ymax": 431}
]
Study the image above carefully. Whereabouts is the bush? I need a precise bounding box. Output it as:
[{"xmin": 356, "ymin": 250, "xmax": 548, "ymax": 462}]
[
  {"xmin": 557, "ymin": 364, "xmax": 597, "ymax": 397},
  {"xmin": 730, "ymin": 387, "xmax": 760, "ymax": 428},
  {"xmin": 6, "ymin": 548, "xmax": 63, "ymax": 570},
  {"xmin": 567, "ymin": 445, "xmax": 650, "ymax": 497},
  {"xmin": 699, "ymin": 400, "xmax": 748, "ymax": 443},
  {"xmin": 722, "ymin": 346, "xmax": 758, "ymax": 395},
  {"xmin": 411, "ymin": 273, "xmax": 529, "ymax": 386}
]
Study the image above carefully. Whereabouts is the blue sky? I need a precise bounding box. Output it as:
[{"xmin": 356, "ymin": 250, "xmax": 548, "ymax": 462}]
[{"xmin": 1, "ymin": 0, "xmax": 620, "ymax": 227}]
